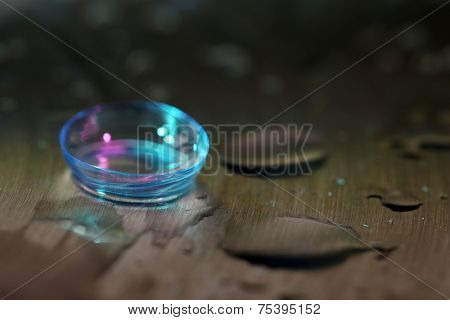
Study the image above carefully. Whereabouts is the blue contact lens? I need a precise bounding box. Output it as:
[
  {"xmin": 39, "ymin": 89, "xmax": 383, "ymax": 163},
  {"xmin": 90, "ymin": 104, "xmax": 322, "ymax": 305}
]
[{"xmin": 59, "ymin": 101, "xmax": 209, "ymax": 204}]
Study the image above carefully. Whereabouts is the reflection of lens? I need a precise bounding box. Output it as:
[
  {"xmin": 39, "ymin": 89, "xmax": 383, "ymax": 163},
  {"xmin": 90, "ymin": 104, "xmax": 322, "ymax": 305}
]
[{"xmin": 59, "ymin": 101, "xmax": 209, "ymax": 204}]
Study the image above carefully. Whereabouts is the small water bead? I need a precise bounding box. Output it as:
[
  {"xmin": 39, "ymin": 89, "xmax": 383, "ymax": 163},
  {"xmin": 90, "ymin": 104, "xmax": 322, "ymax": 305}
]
[
  {"xmin": 37, "ymin": 139, "xmax": 49, "ymax": 150},
  {"xmin": 335, "ymin": 178, "xmax": 346, "ymax": 186}
]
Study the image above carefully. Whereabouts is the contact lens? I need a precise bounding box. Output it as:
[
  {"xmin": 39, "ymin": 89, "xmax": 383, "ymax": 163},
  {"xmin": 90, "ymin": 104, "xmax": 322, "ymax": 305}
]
[{"xmin": 59, "ymin": 101, "xmax": 209, "ymax": 204}]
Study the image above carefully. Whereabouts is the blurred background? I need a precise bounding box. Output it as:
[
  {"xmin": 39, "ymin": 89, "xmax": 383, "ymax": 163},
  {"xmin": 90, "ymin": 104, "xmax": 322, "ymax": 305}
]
[{"xmin": 0, "ymin": 0, "xmax": 449, "ymax": 133}]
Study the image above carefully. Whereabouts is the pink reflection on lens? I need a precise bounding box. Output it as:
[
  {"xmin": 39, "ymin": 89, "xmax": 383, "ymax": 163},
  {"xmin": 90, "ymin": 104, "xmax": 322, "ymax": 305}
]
[
  {"xmin": 103, "ymin": 132, "xmax": 112, "ymax": 143},
  {"xmin": 96, "ymin": 155, "xmax": 109, "ymax": 169},
  {"xmin": 80, "ymin": 115, "xmax": 99, "ymax": 142}
]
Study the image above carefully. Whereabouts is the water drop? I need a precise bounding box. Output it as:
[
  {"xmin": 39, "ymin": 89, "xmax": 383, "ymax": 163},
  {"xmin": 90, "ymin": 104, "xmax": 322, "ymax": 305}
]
[
  {"xmin": 366, "ymin": 187, "xmax": 422, "ymax": 212},
  {"xmin": 335, "ymin": 177, "xmax": 346, "ymax": 186},
  {"xmin": 219, "ymin": 125, "xmax": 326, "ymax": 177},
  {"xmin": 222, "ymin": 216, "xmax": 392, "ymax": 269}
]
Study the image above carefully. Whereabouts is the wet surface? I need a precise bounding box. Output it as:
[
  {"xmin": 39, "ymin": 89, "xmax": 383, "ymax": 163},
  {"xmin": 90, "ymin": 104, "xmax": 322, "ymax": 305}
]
[
  {"xmin": 33, "ymin": 183, "xmax": 217, "ymax": 246},
  {"xmin": 117, "ymin": 184, "xmax": 217, "ymax": 247},
  {"xmin": 0, "ymin": 0, "xmax": 449, "ymax": 299},
  {"xmin": 33, "ymin": 197, "xmax": 128, "ymax": 244},
  {"xmin": 0, "ymin": 229, "xmax": 114, "ymax": 299}
]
